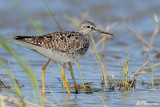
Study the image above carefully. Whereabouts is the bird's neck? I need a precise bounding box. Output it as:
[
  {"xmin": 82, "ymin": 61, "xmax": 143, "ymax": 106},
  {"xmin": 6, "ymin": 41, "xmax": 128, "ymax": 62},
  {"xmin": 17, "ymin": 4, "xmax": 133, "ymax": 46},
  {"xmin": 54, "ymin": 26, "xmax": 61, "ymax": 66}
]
[{"xmin": 79, "ymin": 31, "xmax": 90, "ymax": 37}]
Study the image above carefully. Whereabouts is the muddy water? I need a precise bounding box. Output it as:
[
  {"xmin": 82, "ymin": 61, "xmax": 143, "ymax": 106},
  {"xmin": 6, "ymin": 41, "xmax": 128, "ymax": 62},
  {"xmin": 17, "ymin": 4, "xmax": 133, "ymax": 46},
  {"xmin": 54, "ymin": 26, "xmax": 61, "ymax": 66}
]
[{"xmin": 0, "ymin": 0, "xmax": 160, "ymax": 106}]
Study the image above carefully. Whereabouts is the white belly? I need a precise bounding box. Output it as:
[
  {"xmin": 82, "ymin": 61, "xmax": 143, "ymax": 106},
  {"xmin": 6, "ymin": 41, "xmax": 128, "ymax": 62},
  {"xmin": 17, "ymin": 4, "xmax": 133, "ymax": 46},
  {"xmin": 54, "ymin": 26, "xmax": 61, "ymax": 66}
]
[{"xmin": 33, "ymin": 46, "xmax": 79, "ymax": 63}]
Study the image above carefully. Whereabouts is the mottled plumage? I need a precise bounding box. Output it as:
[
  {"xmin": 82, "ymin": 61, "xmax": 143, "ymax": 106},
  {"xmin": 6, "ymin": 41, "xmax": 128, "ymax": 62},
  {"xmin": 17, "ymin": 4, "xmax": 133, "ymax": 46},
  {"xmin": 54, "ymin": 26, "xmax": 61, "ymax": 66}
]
[{"xmin": 14, "ymin": 21, "xmax": 113, "ymax": 62}]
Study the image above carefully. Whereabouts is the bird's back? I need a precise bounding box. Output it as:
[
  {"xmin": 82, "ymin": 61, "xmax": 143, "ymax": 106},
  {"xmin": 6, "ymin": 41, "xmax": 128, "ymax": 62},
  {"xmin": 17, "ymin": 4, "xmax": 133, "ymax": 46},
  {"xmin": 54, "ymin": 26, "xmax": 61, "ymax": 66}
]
[{"xmin": 15, "ymin": 31, "xmax": 87, "ymax": 52}]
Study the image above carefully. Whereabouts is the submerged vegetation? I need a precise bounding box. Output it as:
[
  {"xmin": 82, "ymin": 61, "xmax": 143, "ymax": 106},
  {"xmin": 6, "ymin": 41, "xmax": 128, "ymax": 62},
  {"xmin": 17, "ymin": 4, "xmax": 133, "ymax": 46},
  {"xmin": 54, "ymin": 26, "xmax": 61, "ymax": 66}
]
[{"xmin": 0, "ymin": 1, "xmax": 160, "ymax": 107}]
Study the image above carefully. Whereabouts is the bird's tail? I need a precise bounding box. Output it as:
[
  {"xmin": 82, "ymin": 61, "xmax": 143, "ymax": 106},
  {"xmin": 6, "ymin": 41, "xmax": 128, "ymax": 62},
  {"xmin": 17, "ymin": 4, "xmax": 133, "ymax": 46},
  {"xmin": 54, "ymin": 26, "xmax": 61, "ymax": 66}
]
[
  {"xmin": 14, "ymin": 36, "xmax": 34, "ymax": 40},
  {"xmin": 13, "ymin": 36, "xmax": 43, "ymax": 47},
  {"xmin": 13, "ymin": 36, "xmax": 39, "ymax": 46}
]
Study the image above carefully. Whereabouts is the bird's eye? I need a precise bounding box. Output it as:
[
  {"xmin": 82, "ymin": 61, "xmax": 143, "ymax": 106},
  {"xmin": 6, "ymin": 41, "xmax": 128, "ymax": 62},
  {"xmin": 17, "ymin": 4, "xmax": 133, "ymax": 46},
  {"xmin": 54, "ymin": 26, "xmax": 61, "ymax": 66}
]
[{"xmin": 87, "ymin": 26, "xmax": 90, "ymax": 28}]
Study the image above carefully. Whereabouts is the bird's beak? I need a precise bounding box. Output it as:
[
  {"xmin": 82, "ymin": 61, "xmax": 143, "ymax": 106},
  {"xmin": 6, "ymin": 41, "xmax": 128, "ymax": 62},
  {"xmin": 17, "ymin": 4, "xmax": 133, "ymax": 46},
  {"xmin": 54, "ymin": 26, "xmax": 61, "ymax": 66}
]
[{"xmin": 94, "ymin": 29, "xmax": 114, "ymax": 36}]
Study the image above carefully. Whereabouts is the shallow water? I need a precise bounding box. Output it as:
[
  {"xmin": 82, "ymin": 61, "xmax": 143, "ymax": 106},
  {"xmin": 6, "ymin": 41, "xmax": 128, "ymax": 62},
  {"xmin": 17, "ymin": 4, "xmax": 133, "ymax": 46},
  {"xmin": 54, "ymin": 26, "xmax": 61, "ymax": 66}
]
[{"xmin": 1, "ymin": 0, "xmax": 160, "ymax": 106}]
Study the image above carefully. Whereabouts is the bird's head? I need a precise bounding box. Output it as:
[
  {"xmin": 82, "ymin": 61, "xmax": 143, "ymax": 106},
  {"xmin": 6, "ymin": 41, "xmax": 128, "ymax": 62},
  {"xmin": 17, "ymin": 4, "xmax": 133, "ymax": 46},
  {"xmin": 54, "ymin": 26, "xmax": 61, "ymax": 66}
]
[{"xmin": 79, "ymin": 21, "xmax": 113, "ymax": 36}]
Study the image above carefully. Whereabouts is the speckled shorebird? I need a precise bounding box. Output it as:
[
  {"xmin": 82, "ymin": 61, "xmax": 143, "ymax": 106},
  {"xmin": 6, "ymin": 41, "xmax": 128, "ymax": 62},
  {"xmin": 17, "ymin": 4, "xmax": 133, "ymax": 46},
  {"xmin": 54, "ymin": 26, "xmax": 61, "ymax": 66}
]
[{"xmin": 14, "ymin": 21, "xmax": 113, "ymax": 96}]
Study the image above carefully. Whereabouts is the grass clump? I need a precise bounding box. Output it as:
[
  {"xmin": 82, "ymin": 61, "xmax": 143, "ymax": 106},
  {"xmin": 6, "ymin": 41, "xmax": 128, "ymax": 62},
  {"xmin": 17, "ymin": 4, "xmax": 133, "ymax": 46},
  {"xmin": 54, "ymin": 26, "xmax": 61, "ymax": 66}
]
[
  {"xmin": 0, "ymin": 35, "xmax": 44, "ymax": 106},
  {"xmin": 116, "ymin": 53, "xmax": 147, "ymax": 91}
]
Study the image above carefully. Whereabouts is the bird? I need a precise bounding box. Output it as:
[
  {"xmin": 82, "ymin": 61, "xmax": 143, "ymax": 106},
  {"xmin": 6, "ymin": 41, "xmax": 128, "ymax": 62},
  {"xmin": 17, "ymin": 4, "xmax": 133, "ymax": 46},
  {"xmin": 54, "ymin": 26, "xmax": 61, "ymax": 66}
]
[{"xmin": 14, "ymin": 21, "xmax": 113, "ymax": 97}]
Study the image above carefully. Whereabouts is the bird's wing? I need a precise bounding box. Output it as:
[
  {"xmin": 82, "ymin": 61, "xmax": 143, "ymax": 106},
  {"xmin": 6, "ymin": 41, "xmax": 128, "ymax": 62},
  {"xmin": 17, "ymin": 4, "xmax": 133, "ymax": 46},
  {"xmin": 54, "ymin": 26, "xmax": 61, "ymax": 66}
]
[{"xmin": 14, "ymin": 31, "xmax": 84, "ymax": 52}]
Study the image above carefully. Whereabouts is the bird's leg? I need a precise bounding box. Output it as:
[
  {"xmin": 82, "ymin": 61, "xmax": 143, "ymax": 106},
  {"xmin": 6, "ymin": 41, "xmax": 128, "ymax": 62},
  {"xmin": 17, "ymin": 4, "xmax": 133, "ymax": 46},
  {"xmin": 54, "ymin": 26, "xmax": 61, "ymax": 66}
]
[
  {"xmin": 42, "ymin": 59, "xmax": 51, "ymax": 98},
  {"xmin": 62, "ymin": 63, "xmax": 70, "ymax": 95},
  {"xmin": 68, "ymin": 62, "xmax": 78, "ymax": 94}
]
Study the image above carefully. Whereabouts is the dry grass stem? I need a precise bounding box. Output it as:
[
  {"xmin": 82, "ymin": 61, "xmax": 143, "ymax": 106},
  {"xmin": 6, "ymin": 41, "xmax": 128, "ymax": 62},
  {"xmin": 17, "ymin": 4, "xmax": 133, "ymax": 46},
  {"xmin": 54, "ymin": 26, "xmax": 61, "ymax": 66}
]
[
  {"xmin": 125, "ymin": 24, "xmax": 154, "ymax": 48},
  {"xmin": 150, "ymin": 25, "xmax": 159, "ymax": 45},
  {"xmin": 129, "ymin": 60, "xmax": 149, "ymax": 80}
]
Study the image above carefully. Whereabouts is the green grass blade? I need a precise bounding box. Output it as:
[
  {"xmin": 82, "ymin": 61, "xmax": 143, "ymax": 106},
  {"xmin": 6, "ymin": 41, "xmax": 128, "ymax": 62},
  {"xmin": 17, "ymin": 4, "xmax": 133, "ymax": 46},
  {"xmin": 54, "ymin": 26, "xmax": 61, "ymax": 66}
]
[
  {"xmin": 143, "ymin": 63, "xmax": 160, "ymax": 72},
  {"xmin": 89, "ymin": 43, "xmax": 108, "ymax": 88},
  {"xmin": 0, "ymin": 60, "xmax": 26, "ymax": 106},
  {"xmin": 63, "ymin": 12, "xmax": 78, "ymax": 30},
  {"xmin": 44, "ymin": 0, "xmax": 63, "ymax": 31},
  {"xmin": 120, "ymin": 61, "xmax": 124, "ymax": 86},
  {"xmin": 0, "ymin": 35, "xmax": 39, "ymax": 106},
  {"xmin": 16, "ymin": 0, "xmax": 42, "ymax": 36},
  {"xmin": 74, "ymin": 60, "xmax": 85, "ymax": 90},
  {"xmin": 125, "ymin": 52, "xmax": 129, "ymax": 82}
]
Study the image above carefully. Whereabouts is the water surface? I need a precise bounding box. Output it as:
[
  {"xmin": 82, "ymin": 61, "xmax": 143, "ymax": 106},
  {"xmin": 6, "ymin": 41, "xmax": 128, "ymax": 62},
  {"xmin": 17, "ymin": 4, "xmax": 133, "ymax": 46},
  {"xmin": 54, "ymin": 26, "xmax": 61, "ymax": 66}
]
[{"xmin": 0, "ymin": 0, "xmax": 160, "ymax": 106}]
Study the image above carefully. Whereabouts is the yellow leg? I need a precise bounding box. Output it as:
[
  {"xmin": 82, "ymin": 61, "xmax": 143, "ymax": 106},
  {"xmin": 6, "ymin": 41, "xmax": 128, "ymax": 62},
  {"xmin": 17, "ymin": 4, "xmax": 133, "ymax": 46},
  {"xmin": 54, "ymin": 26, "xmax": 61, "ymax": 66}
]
[
  {"xmin": 42, "ymin": 59, "xmax": 51, "ymax": 98},
  {"xmin": 62, "ymin": 63, "xmax": 70, "ymax": 95}
]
